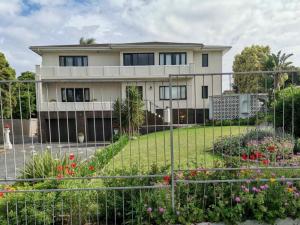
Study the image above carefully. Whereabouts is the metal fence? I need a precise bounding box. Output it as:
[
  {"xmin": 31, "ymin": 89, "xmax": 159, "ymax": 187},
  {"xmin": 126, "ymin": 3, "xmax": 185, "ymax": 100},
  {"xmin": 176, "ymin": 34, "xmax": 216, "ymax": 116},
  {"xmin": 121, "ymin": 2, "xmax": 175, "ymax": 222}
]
[{"xmin": 0, "ymin": 70, "xmax": 300, "ymax": 224}]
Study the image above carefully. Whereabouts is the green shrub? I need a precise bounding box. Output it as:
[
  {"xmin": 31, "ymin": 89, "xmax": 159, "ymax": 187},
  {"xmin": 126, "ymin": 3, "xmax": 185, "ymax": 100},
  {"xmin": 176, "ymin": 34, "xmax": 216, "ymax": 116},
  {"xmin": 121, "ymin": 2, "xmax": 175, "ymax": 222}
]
[{"xmin": 274, "ymin": 86, "xmax": 300, "ymax": 137}]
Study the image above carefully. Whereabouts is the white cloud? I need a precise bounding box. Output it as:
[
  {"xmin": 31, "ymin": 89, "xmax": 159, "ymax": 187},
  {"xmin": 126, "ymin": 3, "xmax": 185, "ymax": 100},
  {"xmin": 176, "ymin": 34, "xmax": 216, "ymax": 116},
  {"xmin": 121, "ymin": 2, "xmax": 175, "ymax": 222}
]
[{"xmin": 0, "ymin": 0, "xmax": 300, "ymax": 77}]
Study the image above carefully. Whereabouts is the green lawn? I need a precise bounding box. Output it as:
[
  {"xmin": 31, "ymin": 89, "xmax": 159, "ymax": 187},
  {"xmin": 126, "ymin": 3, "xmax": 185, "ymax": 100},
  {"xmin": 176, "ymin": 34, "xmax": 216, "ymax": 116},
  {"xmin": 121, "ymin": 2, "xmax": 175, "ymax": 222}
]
[{"xmin": 106, "ymin": 126, "xmax": 251, "ymax": 171}]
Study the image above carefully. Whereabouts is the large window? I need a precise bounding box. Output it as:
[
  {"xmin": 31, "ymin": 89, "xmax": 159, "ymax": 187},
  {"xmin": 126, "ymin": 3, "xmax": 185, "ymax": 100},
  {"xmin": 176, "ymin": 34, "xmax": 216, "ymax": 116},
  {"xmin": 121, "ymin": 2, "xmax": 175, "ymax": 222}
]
[
  {"xmin": 202, "ymin": 86, "xmax": 208, "ymax": 99},
  {"xmin": 159, "ymin": 52, "xmax": 186, "ymax": 65},
  {"xmin": 159, "ymin": 86, "xmax": 186, "ymax": 100},
  {"xmin": 61, "ymin": 88, "xmax": 90, "ymax": 102},
  {"xmin": 123, "ymin": 53, "xmax": 154, "ymax": 66},
  {"xmin": 59, "ymin": 56, "xmax": 88, "ymax": 66},
  {"xmin": 202, "ymin": 54, "xmax": 208, "ymax": 67}
]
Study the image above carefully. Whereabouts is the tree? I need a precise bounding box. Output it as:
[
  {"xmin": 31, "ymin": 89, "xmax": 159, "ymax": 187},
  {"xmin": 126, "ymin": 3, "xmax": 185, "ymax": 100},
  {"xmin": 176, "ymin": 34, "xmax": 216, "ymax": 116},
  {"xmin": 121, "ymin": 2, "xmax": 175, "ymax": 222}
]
[
  {"xmin": 113, "ymin": 86, "xmax": 144, "ymax": 135},
  {"xmin": 79, "ymin": 37, "xmax": 96, "ymax": 45},
  {"xmin": 264, "ymin": 50, "xmax": 294, "ymax": 89},
  {"xmin": 232, "ymin": 45, "xmax": 270, "ymax": 93},
  {"xmin": 13, "ymin": 71, "xmax": 36, "ymax": 119},
  {"xmin": 0, "ymin": 52, "xmax": 16, "ymax": 118}
]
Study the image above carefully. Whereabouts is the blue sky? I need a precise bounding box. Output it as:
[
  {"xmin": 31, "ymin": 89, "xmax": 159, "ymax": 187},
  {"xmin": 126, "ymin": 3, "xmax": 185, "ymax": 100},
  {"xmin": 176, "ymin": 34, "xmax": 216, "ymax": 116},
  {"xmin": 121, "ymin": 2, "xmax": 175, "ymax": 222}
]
[{"xmin": 0, "ymin": 0, "xmax": 300, "ymax": 76}]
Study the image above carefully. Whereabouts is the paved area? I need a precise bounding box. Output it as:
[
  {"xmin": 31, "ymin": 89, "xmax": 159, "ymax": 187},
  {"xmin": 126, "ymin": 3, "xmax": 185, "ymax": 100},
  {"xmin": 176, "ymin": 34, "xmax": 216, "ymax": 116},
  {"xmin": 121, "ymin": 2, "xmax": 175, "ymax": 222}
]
[{"xmin": 0, "ymin": 142, "xmax": 109, "ymax": 180}]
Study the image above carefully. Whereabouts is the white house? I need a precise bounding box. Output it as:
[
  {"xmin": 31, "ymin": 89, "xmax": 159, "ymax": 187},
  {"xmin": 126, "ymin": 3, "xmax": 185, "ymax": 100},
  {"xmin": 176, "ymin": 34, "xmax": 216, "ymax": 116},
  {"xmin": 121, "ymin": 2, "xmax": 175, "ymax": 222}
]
[{"xmin": 30, "ymin": 42, "xmax": 231, "ymax": 142}]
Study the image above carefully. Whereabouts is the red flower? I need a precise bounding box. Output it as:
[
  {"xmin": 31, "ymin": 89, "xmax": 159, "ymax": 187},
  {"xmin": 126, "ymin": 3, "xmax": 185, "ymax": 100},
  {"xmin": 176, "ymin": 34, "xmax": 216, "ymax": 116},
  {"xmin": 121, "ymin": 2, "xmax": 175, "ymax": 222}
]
[
  {"xmin": 88, "ymin": 165, "xmax": 95, "ymax": 171},
  {"xmin": 56, "ymin": 174, "xmax": 63, "ymax": 179},
  {"xmin": 69, "ymin": 153, "xmax": 75, "ymax": 161},
  {"xmin": 57, "ymin": 165, "xmax": 63, "ymax": 172},
  {"xmin": 249, "ymin": 154, "xmax": 256, "ymax": 160},
  {"xmin": 163, "ymin": 175, "xmax": 171, "ymax": 184},
  {"xmin": 71, "ymin": 163, "xmax": 77, "ymax": 168},
  {"xmin": 241, "ymin": 154, "xmax": 248, "ymax": 161},
  {"xmin": 4, "ymin": 124, "xmax": 10, "ymax": 129},
  {"xmin": 0, "ymin": 192, "xmax": 4, "ymax": 198},
  {"xmin": 255, "ymin": 152, "xmax": 264, "ymax": 159},
  {"xmin": 262, "ymin": 159, "xmax": 270, "ymax": 165},
  {"xmin": 267, "ymin": 145, "xmax": 276, "ymax": 152},
  {"xmin": 66, "ymin": 169, "xmax": 75, "ymax": 176},
  {"xmin": 190, "ymin": 170, "xmax": 197, "ymax": 177}
]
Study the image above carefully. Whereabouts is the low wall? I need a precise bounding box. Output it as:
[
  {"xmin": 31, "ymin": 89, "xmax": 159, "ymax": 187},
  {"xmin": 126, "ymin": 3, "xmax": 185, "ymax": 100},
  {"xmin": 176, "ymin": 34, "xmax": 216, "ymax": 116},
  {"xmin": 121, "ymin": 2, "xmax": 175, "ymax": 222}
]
[{"xmin": 0, "ymin": 119, "xmax": 38, "ymax": 144}]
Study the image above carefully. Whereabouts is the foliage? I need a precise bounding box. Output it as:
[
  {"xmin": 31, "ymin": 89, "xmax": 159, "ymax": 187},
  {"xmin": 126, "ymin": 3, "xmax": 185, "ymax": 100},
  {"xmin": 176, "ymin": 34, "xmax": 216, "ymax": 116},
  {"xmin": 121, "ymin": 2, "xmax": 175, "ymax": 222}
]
[
  {"xmin": 232, "ymin": 45, "xmax": 271, "ymax": 93},
  {"xmin": 213, "ymin": 129, "xmax": 294, "ymax": 164},
  {"xmin": 79, "ymin": 37, "xmax": 96, "ymax": 45},
  {"xmin": 274, "ymin": 86, "xmax": 300, "ymax": 138},
  {"xmin": 13, "ymin": 71, "xmax": 36, "ymax": 119},
  {"xmin": 264, "ymin": 50, "xmax": 294, "ymax": 89},
  {"xmin": 0, "ymin": 52, "xmax": 16, "ymax": 118},
  {"xmin": 113, "ymin": 86, "xmax": 144, "ymax": 134}
]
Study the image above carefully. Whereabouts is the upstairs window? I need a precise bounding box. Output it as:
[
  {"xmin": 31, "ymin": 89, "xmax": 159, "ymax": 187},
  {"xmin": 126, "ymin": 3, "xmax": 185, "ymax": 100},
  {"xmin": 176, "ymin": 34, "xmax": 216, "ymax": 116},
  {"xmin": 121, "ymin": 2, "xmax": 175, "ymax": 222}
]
[
  {"xmin": 159, "ymin": 86, "xmax": 186, "ymax": 100},
  {"xmin": 123, "ymin": 53, "xmax": 154, "ymax": 66},
  {"xmin": 59, "ymin": 56, "xmax": 88, "ymax": 66},
  {"xmin": 61, "ymin": 88, "xmax": 90, "ymax": 102},
  {"xmin": 202, "ymin": 54, "xmax": 208, "ymax": 67},
  {"xmin": 159, "ymin": 52, "xmax": 186, "ymax": 65},
  {"xmin": 202, "ymin": 86, "xmax": 208, "ymax": 99}
]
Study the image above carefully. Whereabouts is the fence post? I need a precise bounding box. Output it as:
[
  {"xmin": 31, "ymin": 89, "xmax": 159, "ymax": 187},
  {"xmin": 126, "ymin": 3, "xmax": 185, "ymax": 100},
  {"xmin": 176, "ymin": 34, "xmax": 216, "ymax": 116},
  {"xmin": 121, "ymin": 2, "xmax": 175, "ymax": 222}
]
[{"xmin": 169, "ymin": 75, "xmax": 175, "ymax": 211}]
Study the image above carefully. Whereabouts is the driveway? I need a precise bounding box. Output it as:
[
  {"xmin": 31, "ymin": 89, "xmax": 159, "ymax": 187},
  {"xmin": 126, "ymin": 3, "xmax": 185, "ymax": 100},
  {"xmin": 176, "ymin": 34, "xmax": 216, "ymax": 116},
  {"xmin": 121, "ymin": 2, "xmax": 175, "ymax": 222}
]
[{"xmin": 0, "ymin": 142, "xmax": 109, "ymax": 180}]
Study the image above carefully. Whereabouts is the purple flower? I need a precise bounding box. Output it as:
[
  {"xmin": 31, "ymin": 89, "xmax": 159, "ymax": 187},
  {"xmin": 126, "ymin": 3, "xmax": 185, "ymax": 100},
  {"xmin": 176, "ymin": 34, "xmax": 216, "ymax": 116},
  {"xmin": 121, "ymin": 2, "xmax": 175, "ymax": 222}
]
[
  {"xmin": 235, "ymin": 197, "xmax": 241, "ymax": 203},
  {"xmin": 158, "ymin": 207, "xmax": 165, "ymax": 214},
  {"xmin": 295, "ymin": 192, "xmax": 300, "ymax": 198},
  {"xmin": 252, "ymin": 187, "xmax": 261, "ymax": 193},
  {"xmin": 260, "ymin": 184, "xmax": 269, "ymax": 190},
  {"xmin": 147, "ymin": 207, "xmax": 152, "ymax": 214},
  {"xmin": 287, "ymin": 181, "xmax": 293, "ymax": 187}
]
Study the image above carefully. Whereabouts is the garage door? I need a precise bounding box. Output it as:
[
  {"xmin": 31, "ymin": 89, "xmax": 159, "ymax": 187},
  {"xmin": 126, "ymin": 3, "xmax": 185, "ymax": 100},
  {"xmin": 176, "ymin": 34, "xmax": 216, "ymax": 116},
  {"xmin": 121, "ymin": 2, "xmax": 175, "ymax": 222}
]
[
  {"xmin": 87, "ymin": 118, "xmax": 112, "ymax": 142},
  {"xmin": 45, "ymin": 119, "xmax": 77, "ymax": 142}
]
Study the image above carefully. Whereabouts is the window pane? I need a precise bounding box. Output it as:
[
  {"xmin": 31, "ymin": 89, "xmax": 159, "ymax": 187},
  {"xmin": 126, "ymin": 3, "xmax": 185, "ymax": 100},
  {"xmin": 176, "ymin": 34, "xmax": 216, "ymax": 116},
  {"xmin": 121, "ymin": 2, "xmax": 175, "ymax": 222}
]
[
  {"xmin": 180, "ymin": 86, "xmax": 186, "ymax": 99},
  {"xmin": 202, "ymin": 86, "xmax": 208, "ymax": 98},
  {"xmin": 166, "ymin": 54, "xmax": 172, "ymax": 65},
  {"xmin": 61, "ymin": 88, "xmax": 67, "ymax": 102},
  {"xmin": 59, "ymin": 57, "xmax": 65, "ymax": 66},
  {"xmin": 132, "ymin": 54, "xmax": 138, "ymax": 65},
  {"xmin": 148, "ymin": 54, "xmax": 154, "ymax": 65},
  {"xmin": 83, "ymin": 57, "xmax": 88, "ymax": 66},
  {"xmin": 75, "ymin": 88, "xmax": 84, "ymax": 102},
  {"xmin": 75, "ymin": 57, "xmax": 83, "ymax": 66},
  {"xmin": 159, "ymin": 87, "xmax": 164, "ymax": 99},
  {"xmin": 175, "ymin": 54, "xmax": 180, "ymax": 65},
  {"xmin": 164, "ymin": 87, "xmax": 169, "ymax": 99},
  {"xmin": 159, "ymin": 54, "xmax": 164, "ymax": 65},
  {"xmin": 65, "ymin": 57, "xmax": 73, "ymax": 66},
  {"xmin": 202, "ymin": 54, "xmax": 208, "ymax": 67},
  {"xmin": 67, "ymin": 89, "xmax": 74, "ymax": 102},
  {"xmin": 171, "ymin": 86, "xmax": 178, "ymax": 99},
  {"xmin": 84, "ymin": 88, "xmax": 90, "ymax": 102},
  {"xmin": 181, "ymin": 53, "xmax": 186, "ymax": 65},
  {"xmin": 138, "ymin": 54, "xmax": 148, "ymax": 65},
  {"xmin": 124, "ymin": 54, "xmax": 131, "ymax": 66}
]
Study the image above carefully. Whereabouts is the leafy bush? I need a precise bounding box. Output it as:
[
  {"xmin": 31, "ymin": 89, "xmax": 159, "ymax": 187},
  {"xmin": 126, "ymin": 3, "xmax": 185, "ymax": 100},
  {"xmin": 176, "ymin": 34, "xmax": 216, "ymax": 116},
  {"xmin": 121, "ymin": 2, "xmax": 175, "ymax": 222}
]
[{"xmin": 274, "ymin": 86, "xmax": 300, "ymax": 137}]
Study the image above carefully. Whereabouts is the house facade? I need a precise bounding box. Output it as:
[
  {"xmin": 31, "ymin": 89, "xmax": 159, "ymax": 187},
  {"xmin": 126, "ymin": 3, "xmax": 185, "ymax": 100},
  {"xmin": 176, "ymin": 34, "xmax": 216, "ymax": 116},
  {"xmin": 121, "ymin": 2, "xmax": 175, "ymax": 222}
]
[{"xmin": 30, "ymin": 42, "xmax": 231, "ymax": 143}]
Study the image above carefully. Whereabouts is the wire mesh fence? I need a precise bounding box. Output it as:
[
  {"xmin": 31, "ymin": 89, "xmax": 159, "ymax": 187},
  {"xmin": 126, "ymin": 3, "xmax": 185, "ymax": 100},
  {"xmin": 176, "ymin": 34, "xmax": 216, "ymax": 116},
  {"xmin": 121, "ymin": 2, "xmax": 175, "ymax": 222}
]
[{"xmin": 0, "ymin": 70, "xmax": 300, "ymax": 224}]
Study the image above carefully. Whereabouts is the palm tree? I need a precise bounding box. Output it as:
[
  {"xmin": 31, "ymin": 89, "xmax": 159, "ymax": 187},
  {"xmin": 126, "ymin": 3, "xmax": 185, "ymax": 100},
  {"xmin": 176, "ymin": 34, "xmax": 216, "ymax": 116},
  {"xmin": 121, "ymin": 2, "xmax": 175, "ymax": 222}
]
[
  {"xmin": 265, "ymin": 50, "xmax": 293, "ymax": 89},
  {"xmin": 79, "ymin": 37, "xmax": 96, "ymax": 45}
]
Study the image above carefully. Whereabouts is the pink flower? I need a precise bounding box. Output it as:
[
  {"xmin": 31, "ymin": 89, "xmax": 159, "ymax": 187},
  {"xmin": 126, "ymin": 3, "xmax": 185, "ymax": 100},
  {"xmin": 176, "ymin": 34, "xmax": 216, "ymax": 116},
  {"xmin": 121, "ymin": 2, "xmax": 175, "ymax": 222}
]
[
  {"xmin": 260, "ymin": 184, "xmax": 269, "ymax": 190},
  {"xmin": 235, "ymin": 197, "xmax": 241, "ymax": 203},
  {"xmin": 147, "ymin": 207, "xmax": 152, "ymax": 214},
  {"xmin": 158, "ymin": 207, "xmax": 165, "ymax": 214}
]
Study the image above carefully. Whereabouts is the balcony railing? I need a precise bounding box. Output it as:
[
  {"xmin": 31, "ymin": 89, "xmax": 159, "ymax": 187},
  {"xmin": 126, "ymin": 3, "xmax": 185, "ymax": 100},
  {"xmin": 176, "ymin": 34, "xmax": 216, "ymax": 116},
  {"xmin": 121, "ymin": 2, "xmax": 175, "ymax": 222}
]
[
  {"xmin": 39, "ymin": 101, "xmax": 113, "ymax": 111},
  {"xmin": 37, "ymin": 64, "xmax": 195, "ymax": 79}
]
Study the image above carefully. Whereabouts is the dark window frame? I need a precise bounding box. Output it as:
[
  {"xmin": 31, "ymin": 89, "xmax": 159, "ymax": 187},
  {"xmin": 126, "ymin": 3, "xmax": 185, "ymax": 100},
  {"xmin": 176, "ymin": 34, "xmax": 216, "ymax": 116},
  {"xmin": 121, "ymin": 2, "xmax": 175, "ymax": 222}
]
[
  {"xmin": 123, "ymin": 53, "xmax": 155, "ymax": 66},
  {"xmin": 159, "ymin": 85, "xmax": 187, "ymax": 100},
  {"xmin": 159, "ymin": 52, "xmax": 187, "ymax": 65},
  {"xmin": 202, "ymin": 53, "xmax": 208, "ymax": 67},
  {"xmin": 202, "ymin": 85, "xmax": 208, "ymax": 99},
  {"xmin": 61, "ymin": 88, "xmax": 90, "ymax": 102},
  {"xmin": 59, "ymin": 56, "xmax": 88, "ymax": 67}
]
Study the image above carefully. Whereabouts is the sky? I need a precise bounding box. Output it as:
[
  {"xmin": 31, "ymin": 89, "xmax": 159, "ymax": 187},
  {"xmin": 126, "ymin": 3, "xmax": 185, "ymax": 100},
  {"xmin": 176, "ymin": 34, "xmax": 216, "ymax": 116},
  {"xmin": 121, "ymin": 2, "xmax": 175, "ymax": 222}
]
[{"xmin": 0, "ymin": 0, "xmax": 300, "ymax": 76}]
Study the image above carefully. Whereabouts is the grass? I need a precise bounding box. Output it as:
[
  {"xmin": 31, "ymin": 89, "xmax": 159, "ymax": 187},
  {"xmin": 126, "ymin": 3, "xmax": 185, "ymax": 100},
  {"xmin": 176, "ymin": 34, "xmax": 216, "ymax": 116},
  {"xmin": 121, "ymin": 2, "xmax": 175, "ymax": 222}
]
[{"xmin": 106, "ymin": 125, "xmax": 251, "ymax": 171}]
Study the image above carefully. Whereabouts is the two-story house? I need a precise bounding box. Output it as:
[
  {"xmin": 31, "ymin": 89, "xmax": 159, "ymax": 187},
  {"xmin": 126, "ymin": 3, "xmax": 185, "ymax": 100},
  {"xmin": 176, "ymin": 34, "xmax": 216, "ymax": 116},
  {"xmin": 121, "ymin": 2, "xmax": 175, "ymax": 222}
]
[{"xmin": 30, "ymin": 42, "xmax": 231, "ymax": 143}]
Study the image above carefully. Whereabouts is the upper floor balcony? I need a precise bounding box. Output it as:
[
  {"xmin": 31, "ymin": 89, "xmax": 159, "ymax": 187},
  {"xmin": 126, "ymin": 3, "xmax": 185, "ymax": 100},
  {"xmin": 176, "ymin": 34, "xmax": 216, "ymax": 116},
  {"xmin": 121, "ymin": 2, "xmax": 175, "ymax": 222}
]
[{"xmin": 36, "ymin": 64, "xmax": 195, "ymax": 80}]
